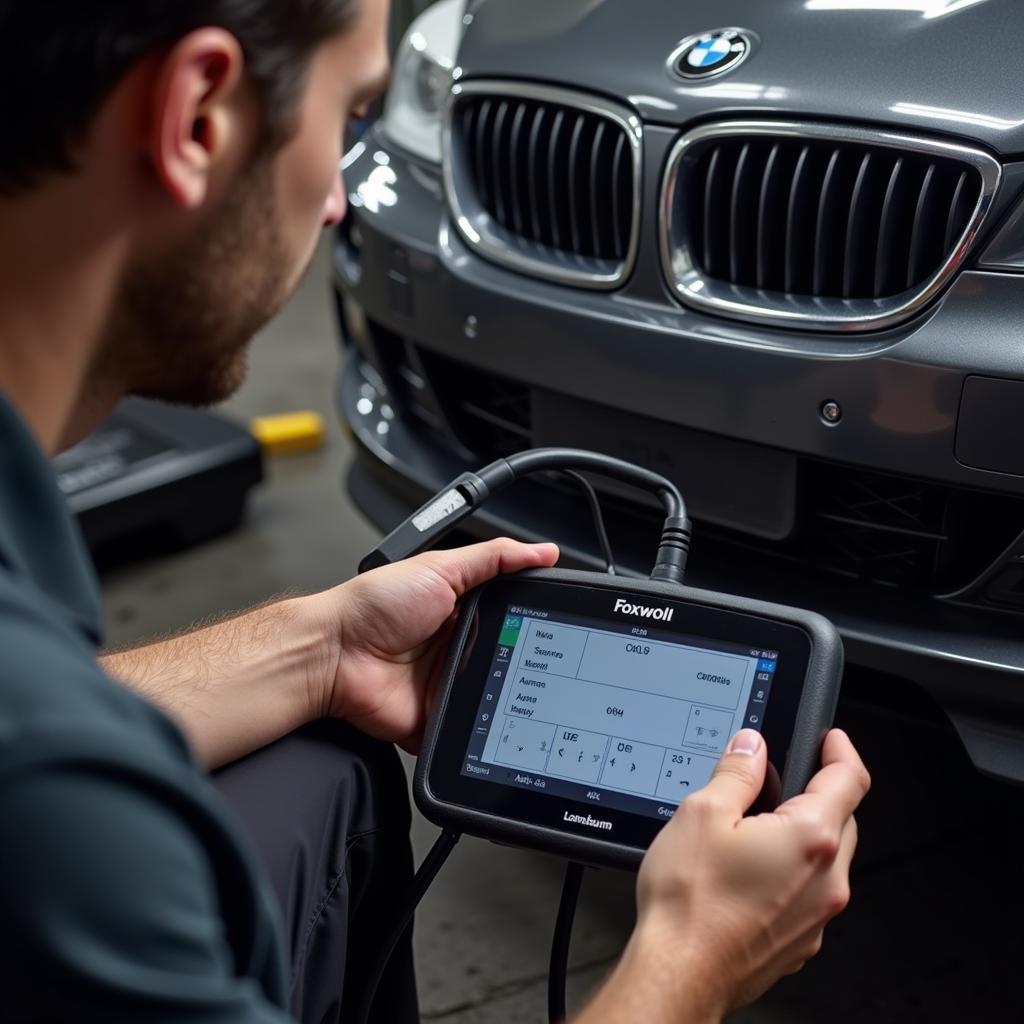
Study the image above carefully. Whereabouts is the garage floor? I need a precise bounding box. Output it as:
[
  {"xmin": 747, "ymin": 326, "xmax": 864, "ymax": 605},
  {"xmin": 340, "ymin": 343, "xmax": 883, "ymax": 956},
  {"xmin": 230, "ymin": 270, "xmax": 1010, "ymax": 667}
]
[{"xmin": 101, "ymin": 240, "xmax": 1024, "ymax": 1022}]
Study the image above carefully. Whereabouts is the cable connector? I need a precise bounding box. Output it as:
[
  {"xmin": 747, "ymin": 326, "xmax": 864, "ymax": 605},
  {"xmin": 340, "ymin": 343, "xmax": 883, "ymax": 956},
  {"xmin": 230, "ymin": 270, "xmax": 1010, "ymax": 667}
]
[
  {"xmin": 358, "ymin": 463, "xmax": 514, "ymax": 573},
  {"xmin": 358, "ymin": 448, "xmax": 692, "ymax": 583},
  {"xmin": 650, "ymin": 515, "xmax": 692, "ymax": 585}
]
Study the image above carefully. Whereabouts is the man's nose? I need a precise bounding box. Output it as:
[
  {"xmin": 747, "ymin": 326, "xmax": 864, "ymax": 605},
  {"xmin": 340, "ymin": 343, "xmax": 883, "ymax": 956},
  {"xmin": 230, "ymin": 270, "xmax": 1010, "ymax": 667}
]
[{"xmin": 323, "ymin": 171, "xmax": 347, "ymax": 228}]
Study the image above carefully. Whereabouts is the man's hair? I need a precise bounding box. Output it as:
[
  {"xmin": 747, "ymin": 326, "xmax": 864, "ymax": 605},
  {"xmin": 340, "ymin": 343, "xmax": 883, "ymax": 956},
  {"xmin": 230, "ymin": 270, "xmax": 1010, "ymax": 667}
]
[{"xmin": 0, "ymin": 0, "xmax": 361, "ymax": 194}]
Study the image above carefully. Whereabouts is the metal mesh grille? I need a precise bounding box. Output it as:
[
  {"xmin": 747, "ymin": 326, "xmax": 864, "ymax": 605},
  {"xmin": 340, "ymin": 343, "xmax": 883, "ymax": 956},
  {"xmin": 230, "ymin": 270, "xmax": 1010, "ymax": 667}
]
[
  {"xmin": 799, "ymin": 462, "xmax": 1024, "ymax": 591},
  {"xmin": 802, "ymin": 465, "xmax": 952, "ymax": 588}
]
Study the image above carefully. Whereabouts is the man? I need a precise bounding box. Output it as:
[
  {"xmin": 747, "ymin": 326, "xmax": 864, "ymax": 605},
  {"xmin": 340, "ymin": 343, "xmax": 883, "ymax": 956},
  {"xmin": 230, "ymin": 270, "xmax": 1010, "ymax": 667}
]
[{"xmin": 0, "ymin": 1, "xmax": 870, "ymax": 1021}]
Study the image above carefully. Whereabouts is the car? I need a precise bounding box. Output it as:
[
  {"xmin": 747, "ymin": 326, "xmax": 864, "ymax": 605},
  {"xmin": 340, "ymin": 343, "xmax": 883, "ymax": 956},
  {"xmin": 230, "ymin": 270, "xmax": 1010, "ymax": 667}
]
[{"xmin": 333, "ymin": 0, "xmax": 1024, "ymax": 785}]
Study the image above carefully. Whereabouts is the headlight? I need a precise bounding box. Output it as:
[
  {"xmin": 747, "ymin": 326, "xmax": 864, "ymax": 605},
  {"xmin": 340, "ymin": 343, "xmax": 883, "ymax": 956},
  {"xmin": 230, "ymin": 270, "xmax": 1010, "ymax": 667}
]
[
  {"xmin": 979, "ymin": 192, "xmax": 1024, "ymax": 272},
  {"xmin": 382, "ymin": 0, "xmax": 466, "ymax": 163}
]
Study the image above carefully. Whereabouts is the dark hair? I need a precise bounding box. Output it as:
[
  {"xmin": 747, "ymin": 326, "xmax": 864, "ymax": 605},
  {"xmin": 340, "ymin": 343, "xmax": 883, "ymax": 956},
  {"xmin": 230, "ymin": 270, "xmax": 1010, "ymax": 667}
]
[{"xmin": 0, "ymin": 0, "xmax": 361, "ymax": 193}]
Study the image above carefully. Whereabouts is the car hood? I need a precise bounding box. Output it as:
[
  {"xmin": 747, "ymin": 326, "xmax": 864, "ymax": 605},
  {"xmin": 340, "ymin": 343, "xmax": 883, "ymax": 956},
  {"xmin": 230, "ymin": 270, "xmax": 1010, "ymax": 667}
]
[{"xmin": 459, "ymin": 0, "xmax": 1024, "ymax": 154}]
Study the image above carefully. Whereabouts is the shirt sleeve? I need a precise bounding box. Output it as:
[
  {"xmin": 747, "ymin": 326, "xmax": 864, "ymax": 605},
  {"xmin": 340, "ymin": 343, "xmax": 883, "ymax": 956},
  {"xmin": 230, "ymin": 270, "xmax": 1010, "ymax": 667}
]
[{"xmin": 0, "ymin": 758, "xmax": 294, "ymax": 1023}]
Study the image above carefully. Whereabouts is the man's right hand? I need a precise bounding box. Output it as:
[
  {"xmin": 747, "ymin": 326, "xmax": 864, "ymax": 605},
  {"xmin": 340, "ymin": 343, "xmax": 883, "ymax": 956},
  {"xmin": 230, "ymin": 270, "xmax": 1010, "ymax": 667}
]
[{"xmin": 576, "ymin": 728, "xmax": 870, "ymax": 1023}]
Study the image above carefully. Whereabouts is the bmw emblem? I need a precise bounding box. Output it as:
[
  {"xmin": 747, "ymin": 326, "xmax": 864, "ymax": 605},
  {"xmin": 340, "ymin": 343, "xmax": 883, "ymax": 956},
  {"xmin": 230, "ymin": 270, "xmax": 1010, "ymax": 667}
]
[{"xmin": 670, "ymin": 28, "xmax": 756, "ymax": 80}]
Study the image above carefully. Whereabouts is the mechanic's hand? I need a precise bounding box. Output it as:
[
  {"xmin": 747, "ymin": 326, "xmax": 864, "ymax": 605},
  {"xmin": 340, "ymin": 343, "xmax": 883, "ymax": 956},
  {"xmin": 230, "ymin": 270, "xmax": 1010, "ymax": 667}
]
[
  {"xmin": 642, "ymin": 728, "xmax": 867, "ymax": 1012},
  {"xmin": 584, "ymin": 729, "xmax": 869, "ymax": 1022},
  {"xmin": 316, "ymin": 538, "xmax": 559, "ymax": 751}
]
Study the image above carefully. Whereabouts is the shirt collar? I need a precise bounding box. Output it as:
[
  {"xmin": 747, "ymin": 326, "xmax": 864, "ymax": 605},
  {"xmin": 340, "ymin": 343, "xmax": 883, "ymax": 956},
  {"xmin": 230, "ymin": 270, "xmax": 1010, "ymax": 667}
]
[{"xmin": 0, "ymin": 391, "xmax": 103, "ymax": 645}]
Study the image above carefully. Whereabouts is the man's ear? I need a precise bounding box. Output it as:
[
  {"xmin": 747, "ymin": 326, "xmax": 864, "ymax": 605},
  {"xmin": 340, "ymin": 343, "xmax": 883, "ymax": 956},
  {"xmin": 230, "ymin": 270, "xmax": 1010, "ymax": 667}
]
[{"xmin": 147, "ymin": 28, "xmax": 248, "ymax": 210}]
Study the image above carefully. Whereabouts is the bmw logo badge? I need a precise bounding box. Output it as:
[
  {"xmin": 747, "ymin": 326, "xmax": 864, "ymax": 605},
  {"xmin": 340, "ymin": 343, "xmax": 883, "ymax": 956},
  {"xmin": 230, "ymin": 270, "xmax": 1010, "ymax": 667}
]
[{"xmin": 670, "ymin": 28, "xmax": 756, "ymax": 80}]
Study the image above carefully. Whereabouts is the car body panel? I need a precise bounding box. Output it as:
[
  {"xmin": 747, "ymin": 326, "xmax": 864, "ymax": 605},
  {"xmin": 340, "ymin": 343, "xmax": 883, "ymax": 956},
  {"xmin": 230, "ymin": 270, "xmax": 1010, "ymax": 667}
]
[{"xmin": 460, "ymin": 0, "xmax": 1024, "ymax": 153}]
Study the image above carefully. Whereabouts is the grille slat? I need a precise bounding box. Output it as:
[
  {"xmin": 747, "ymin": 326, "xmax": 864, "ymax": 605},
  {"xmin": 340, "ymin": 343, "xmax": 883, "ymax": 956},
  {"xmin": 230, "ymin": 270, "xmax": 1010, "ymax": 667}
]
[
  {"xmin": 944, "ymin": 169, "xmax": 971, "ymax": 253},
  {"xmin": 474, "ymin": 99, "xmax": 493, "ymax": 215},
  {"xmin": 461, "ymin": 103, "xmax": 478, "ymax": 186},
  {"xmin": 546, "ymin": 109, "xmax": 565, "ymax": 251},
  {"xmin": 702, "ymin": 147, "xmax": 724, "ymax": 277},
  {"xmin": 784, "ymin": 146, "xmax": 813, "ymax": 294},
  {"xmin": 567, "ymin": 113, "xmax": 586, "ymax": 256},
  {"xmin": 447, "ymin": 85, "xmax": 638, "ymax": 287},
  {"xmin": 907, "ymin": 162, "xmax": 937, "ymax": 288},
  {"xmin": 610, "ymin": 131, "xmax": 627, "ymax": 258},
  {"xmin": 490, "ymin": 100, "xmax": 510, "ymax": 228},
  {"xmin": 589, "ymin": 121, "xmax": 608, "ymax": 257},
  {"xmin": 662, "ymin": 122, "xmax": 996, "ymax": 330},
  {"xmin": 756, "ymin": 143, "xmax": 782, "ymax": 290},
  {"xmin": 874, "ymin": 157, "xmax": 905, "ymax": 298},
  {"xmin": 843, "ymin": 153, "xmax": 873, "ymax": 298},
  {"xmin": 729, "ymin": 143, "xmax": 756, "ymax": 283},
  {"xmin": 613, "ymin": 132, "xmax": 632, "ymax": 260},
  {"xmin": 813, "ymin": 149, "xmax": 844, "ymax": 296},
  {"xmin": 508, "ymin": 102, "xmax": 527, "ymax": 237},
  {"xmin": 526, "ymin": 106, "xmax": 547, "ymax": 245}
]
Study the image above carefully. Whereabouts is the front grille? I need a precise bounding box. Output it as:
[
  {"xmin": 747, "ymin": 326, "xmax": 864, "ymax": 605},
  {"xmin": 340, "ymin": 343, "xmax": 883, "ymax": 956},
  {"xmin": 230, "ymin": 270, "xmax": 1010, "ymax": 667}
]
[
  {"xmin": 445, "ymin": 81, "xmax": 641, "ymax": 289},
  {"xmin": 661, "ymin": 122, "xmax": 1000, "ymax": 332},
  {"xmin": 692, "ymin": 141, "xmax": 976, "ymax": 297}
]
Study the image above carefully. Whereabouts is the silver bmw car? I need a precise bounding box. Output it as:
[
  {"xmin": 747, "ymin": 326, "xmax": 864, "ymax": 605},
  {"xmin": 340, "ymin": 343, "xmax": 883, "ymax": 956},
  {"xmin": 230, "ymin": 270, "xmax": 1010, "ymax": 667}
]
[{"xmin": 334, "ymin": 0, "xmax": 1024, "ymax": 784}]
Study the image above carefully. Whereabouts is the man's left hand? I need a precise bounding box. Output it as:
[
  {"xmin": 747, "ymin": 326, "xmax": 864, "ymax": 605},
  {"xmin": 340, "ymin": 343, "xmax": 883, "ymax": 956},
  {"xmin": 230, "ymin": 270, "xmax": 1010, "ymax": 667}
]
[{"xmin": 311, "ymin": 538, "xmax": 559, "ymax": 752}]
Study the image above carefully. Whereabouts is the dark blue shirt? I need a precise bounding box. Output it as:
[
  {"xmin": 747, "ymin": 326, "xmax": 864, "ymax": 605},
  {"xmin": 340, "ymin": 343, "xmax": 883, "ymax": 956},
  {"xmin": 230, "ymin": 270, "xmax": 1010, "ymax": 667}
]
[{"xmin": 0, "ymin": 394, "xmax": 291, "ymax": 1021}]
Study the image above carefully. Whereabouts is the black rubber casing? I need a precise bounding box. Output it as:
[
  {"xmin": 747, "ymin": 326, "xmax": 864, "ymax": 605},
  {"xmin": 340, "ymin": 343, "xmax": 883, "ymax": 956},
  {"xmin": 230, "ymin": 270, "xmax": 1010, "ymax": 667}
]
[{"xmin": 414, "ymin": 568, "xmax": 843, "ymax": 871}]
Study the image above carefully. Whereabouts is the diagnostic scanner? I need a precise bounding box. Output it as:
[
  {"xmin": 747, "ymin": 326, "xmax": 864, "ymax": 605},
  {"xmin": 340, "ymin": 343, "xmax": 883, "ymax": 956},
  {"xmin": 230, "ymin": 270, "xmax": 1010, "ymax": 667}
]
[
  {"xmin": 415, "ymin": 568, "xmax": 841, "ymax": 869},
  {"xmin": 359, "ymin": 447, "xmax": 843, "ymax": 869}
]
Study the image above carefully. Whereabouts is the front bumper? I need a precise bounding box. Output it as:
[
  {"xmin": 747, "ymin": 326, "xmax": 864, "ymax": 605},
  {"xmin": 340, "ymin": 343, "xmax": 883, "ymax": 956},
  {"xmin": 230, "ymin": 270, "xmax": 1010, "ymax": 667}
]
[{"xmin": 334, "ymin": 126, "xmax": 1024, "ymax": 782}]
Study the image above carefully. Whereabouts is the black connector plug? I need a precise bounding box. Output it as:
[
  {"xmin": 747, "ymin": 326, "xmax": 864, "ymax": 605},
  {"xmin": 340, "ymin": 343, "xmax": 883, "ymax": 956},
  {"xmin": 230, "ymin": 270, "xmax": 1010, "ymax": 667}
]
[
  {"xmin": 650, "ymin": 515, "xmax": 692, "ymax": 585},
  {"xmin": 357, "ymin": 472, "xmax": 479, "ymax": 573},
  {"xmin": 358, "ymin": 461, "xmax": 516, "ymax": 574}
]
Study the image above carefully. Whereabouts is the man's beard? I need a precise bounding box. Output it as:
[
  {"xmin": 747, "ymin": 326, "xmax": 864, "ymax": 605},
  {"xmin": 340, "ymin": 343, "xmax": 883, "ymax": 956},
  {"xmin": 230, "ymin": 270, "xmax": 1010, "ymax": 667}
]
[{"xmin": 105, "ymin": 155, "xmax": 299, "ymax": 407}]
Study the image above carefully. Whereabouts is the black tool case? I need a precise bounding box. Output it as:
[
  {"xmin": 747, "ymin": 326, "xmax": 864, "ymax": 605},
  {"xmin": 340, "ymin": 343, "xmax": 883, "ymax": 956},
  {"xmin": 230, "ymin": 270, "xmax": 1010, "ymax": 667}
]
[{"xmin": 55, "ymin": 398, "xmax": 263, "ymax": 566}]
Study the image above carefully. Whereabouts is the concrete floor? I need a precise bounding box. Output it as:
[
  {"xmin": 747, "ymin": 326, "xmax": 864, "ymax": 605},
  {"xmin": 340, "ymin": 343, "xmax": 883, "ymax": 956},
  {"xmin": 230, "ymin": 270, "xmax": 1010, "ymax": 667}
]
[{"xmin": 100, "ymin": 240, "xmax": 1024, "ymax": 1022}]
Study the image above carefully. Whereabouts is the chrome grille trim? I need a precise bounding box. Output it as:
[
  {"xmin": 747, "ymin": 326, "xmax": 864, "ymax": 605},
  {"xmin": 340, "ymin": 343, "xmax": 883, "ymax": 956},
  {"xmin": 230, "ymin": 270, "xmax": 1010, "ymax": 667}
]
[
  {"xmin": 659, "ymin": 121, "xmax": 1002, "ymax": 333},
  {"xmin": 443, "ymin": 79, "xmax": 643, "ymax": 290}
]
